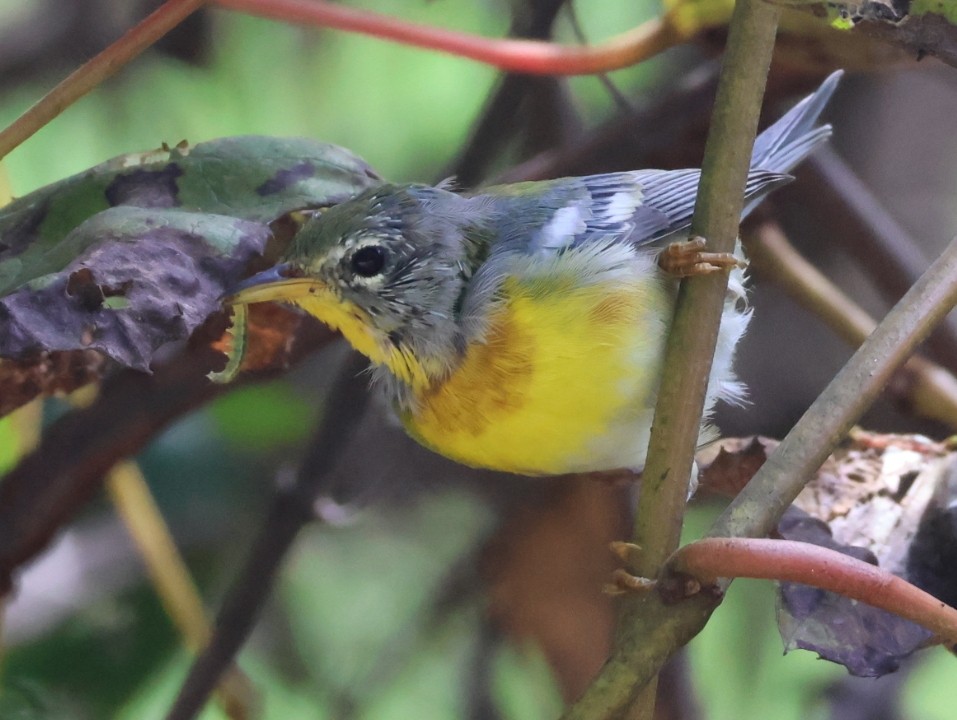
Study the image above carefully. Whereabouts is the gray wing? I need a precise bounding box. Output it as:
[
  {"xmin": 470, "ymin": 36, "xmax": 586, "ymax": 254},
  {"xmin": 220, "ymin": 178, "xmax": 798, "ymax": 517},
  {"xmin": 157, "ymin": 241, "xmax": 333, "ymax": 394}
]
[
  {"xmin": 475, "ymin": 70, "xmax": 840, "ymax": 254},
  {"xmin": 477, "ymin": 167, "xmax": 790, "ymax": 256},
  {"xmin": 459, "ymin": 72, "xmax": 840, "ymax": 332}
]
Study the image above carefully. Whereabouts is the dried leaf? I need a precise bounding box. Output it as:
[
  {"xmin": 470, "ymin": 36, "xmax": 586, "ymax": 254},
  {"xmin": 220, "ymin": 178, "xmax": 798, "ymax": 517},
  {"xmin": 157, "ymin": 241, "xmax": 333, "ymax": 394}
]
[
  {"xmin": 775, "ymin": 431, "xmax": 956, "ymax": 676},
  {"xmin": 0, "ymin": 137, "xmax": 381, "ymax": 413}
]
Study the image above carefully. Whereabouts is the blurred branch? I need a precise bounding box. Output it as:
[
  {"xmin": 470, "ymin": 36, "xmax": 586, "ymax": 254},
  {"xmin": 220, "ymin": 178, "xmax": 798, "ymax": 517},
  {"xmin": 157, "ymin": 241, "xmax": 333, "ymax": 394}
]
[
  {"xmin": 0, "ymin": 319, "xmax": 337, "ymax": 595},
  {"xmin": 106, "ymin": 460, "xmax": 255, "ymax": 719},
  {"xmin": 746, "ymin": 220, "xmax": 957, "ymax": 430},
  {"xmin": 562, "ymin": 0, "xmax": 784, "ymax": 716},
  {"xmin": 667, "ymin": 537, "xmax": 957, "ymax": 645},
  {"xmin": 214, "ymin": 0, "xmax": 685, "ymax": 75},
  {"xmin": 443, "ymin": 0, "xmax": 579, "ymax": 186},
  {"xmin": 854, "ymin": 9, "xmax": 957, "ymax": 68},
  {"xmin": 494, "ymin": 62, "xmax": 723, "ymax": 183},
  {"xmin": 711, "ymin": 232, "xmax": 957, "ymax": 540},
  {"xmin": 565, "ymin": 3, "xmax": 634, "ymax": 113},
  {"xmin": 0, "ymin": 0, "xmax": 207, "ymax": 161},
  {"xmin": 166, "ymin": 351, "xmax": 370, "ymax": 720},
  {"xmin": 801, "ymin": 146, "xmax": 957, "ymax": 373}
]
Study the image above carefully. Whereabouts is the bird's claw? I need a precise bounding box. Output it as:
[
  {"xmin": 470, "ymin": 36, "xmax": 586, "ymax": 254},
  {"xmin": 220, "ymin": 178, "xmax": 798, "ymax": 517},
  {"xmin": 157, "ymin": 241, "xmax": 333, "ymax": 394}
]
[
  {"xmin": 604, "ymin": 568, "xmax": 656, "ymax": 596},
  {"xmin": 658, "ymin": 236, "xmax": 745, "ymax": 278},
  {"xmin": 604, "ymin": 542, "xmax": 655, "ymax": 595}
]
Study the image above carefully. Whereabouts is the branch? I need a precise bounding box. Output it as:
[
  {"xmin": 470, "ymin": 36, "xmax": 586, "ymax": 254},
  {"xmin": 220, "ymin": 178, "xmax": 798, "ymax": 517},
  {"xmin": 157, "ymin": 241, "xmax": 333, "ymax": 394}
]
[
  {"xmin": 711, "ymin": 232, "xmax": 957, "ymax": 540},
  {"xmin": 667, "ymin": 538, "xmax": 957, "ymax": 646},
  {"xmin": 801, "ymin": 146, "xmax": 957, "ymax": 372},
  {"xmin": 632, "ymin": 0, "xmax": 781, "ymax": 577},
  {"xmin": 213, "ymin": 0, "xmax": 684, "ymax": 75},
  {"xmin": 165, "ymin": 352, "xmax": 370, "ymax": 720},
  {"xmin": 745, "ymin": 220, "xmax": 957, "ymax": 430},
  {"xmin": 561, "ymin": 0, "xmax": 783, "ymax": 717},
  {"xmin": 0, "ymin": 320, "xmax": 337, "ymax": 594},
  {"xmin": 0, "ymin": 0, "xmax": 207, "ymax": 160}
]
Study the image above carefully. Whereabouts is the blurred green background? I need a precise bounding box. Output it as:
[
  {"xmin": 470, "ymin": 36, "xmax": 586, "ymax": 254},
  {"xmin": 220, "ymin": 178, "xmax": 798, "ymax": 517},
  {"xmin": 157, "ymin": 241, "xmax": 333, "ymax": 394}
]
[{"xmin": 2, "ymin": 1, "xmax": 957, "ymax": 719}]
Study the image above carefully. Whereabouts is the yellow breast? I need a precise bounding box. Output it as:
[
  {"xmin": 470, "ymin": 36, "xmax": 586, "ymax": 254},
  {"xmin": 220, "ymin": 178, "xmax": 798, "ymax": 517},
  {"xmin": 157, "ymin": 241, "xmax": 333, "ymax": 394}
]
[{"xmin": 400, "ymin": 275, "xmax": 671, "ymax": 475}]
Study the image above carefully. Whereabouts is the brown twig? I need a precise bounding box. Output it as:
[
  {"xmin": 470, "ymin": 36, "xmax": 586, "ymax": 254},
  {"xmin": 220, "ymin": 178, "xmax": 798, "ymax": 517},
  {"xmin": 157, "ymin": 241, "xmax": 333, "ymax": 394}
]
[
  {"xmin": 0, "ymin": 0, "xmax": 207, "ymax": 161},
  {"xmin": 165, "ymin": 351, "xmax": 370, "ymax": 720},
  {"xmin": 746, "ymin": 220, "xmax": 957, "ymax": 430},
  {"xmin": 801, "ymin": 146, "xmax": 957, "ymax": 372},
  {"xmin": 667, "ymin": 537, "xmax": 957, "ymax": 646},
  {"xmin": 0, "ymin": 320, "xmax": 337, "ymax": 595},
  {"xmin": 213, "ymin": 0, "xmax": 684, "ymax": 75}
]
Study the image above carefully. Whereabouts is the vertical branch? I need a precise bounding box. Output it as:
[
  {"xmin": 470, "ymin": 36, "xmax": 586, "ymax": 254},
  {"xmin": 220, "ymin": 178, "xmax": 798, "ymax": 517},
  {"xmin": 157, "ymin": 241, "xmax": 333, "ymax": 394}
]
[
  {"xmin": 632, "ymin": 0, "xmax": 781, "ymax": 578},
  {"xmin": 562, "ymin": 2, "xmax": 783, "ymax": 719}
]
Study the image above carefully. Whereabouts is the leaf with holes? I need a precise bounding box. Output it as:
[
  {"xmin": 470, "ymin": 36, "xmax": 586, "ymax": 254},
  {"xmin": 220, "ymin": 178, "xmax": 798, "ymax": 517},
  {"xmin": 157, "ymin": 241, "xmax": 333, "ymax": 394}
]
[{"xmin": 0, "ymin": 137, "xmax": 381, "ymax": 415}]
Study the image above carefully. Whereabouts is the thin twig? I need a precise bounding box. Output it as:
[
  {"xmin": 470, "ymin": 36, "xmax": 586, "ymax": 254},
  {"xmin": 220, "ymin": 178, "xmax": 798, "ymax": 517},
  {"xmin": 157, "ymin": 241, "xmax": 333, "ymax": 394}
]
[
  {"xmin": 801, "ymin": 146, "xmax": 957, "ymax": 372},
  {"xmin": 213, "ymin": 0, "xmax": 684, "ymax": 75},
  {"xmin": 0, "ymin": 0, "xmax": 207, "ymax": 161},
  {"xmin": 106, "ymin": 461, "xmax": 254, "ymax": 719},
  {"xmin": 711, "ymin": 233, "xmax": 957, "ymax": 540},
  {"xmin": 746, "ymin": 220, "xmax": 957, "ymax": 430},
  {"xmin": 564, "ymin": 2, "xmax": 634, "ymax": 112},
  {"xmin": 668, "ymin": 538, "xmax": 957, "ymax": 645},
  {"xmin": 165, "ymin": 352, "xmax": 370, "ymax": 720}
]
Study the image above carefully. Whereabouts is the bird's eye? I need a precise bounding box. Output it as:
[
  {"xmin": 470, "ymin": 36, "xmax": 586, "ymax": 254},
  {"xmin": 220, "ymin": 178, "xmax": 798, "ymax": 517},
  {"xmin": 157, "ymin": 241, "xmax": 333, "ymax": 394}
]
[{"xmin": 350, "ymin": 245, "xmax": 387, "ymax": 277}]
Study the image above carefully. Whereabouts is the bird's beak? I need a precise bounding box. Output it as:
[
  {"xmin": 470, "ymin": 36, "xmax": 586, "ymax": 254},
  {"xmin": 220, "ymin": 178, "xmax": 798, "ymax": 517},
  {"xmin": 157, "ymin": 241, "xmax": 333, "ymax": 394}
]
[{"xmin": 224, "ymin": 264, "xmax": 319, "ymax": 305}]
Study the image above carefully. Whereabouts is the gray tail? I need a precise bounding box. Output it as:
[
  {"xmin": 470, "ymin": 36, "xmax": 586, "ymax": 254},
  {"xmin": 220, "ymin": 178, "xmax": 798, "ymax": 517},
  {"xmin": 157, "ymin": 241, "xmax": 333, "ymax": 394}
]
[
  {"xmin": 740, "ymin": 70, "xmax": 841, "ymax": 217},
  {"xmin": 751, "ymin": 71, "xmax": 842, "ymax": 174}
]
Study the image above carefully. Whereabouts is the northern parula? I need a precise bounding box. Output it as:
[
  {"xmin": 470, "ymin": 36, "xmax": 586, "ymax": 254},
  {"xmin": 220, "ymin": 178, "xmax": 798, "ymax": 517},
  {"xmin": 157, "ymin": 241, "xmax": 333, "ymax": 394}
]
[{"xmin": 227, "ymin": 73, "xmax": 840, "ymax": 476}]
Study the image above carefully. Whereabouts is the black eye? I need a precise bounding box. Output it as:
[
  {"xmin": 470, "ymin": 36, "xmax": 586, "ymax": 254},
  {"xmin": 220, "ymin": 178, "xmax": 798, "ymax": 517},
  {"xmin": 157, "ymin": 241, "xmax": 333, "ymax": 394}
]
[{"xmin": 350, "ymin": 245, "xmax": 387, "ymax": 277}]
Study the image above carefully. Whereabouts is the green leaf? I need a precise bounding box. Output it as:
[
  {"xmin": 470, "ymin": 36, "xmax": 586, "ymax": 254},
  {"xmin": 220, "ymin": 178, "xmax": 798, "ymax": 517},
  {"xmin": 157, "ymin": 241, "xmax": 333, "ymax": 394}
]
[{"xmin": 0, "ymin": 136, "xmax": 380, "ymax": 296}]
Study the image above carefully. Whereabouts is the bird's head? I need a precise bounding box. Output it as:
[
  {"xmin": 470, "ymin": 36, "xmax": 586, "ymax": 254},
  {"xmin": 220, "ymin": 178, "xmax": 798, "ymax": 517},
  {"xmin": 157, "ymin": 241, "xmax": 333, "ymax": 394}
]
[{"xmin": 226, "ymin": 184, "xmax": 485, "ymax": 386}]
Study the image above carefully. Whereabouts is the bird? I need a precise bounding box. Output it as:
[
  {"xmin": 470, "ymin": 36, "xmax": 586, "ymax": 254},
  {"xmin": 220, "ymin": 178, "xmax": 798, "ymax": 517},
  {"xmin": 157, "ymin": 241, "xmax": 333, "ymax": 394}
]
[{"xmin": 226, "ymin": 72, "xmax": 841, "ymax": 477}]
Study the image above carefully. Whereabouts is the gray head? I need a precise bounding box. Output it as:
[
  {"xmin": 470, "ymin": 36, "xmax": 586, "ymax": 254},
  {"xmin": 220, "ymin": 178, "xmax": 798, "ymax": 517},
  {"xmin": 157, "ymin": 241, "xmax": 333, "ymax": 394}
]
[{"xmin": 229, "ymin": 183, "xmax": 488, "ymax": 387}]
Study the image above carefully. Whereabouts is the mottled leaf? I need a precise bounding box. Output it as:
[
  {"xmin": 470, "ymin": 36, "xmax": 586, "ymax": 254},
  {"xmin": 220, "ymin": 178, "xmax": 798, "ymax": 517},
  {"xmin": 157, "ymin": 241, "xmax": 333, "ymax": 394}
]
[
  {"xmin": 0, "ymin": 135, "xmax": 380, "ymax": 295},
  {"xmin": 0, "ymin": 137, "xmax": 380, "ymax": 413},
  {"xmin": 0, "ymin": 207, "xmax": 273, "ymax": 371},
  {"xmin": 776, "ymin": 431, "xmax": 955, "ymax": 678}
]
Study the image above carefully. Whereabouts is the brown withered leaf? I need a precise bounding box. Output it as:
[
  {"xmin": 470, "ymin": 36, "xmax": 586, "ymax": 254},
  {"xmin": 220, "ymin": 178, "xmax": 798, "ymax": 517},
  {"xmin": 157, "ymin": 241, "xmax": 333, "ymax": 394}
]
[{"xmin": 777, "ymin": 429, "xmax": 956, "ymax": 676}]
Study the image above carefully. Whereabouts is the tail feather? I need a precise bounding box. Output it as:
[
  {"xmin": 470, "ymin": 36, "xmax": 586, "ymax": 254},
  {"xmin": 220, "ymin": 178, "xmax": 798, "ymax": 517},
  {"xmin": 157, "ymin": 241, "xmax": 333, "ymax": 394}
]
[{"xmin": 750, "ymin": 71, "xmax": 842, "ymax": 174}]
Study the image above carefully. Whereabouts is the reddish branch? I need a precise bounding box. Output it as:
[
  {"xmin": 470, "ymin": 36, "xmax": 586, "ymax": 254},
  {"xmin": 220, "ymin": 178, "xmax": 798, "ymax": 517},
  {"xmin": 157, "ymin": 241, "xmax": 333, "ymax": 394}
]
[
  {"xmin": 667, "ymin": 538, "xmax": 957, "ymax": 646},
  {"xmin": 0, "ymin": 0, "xmax": 208, "ymax": 160},
  {"xmin": 213, "ymin": 0, "xmax": 683, "ymax": 75}
]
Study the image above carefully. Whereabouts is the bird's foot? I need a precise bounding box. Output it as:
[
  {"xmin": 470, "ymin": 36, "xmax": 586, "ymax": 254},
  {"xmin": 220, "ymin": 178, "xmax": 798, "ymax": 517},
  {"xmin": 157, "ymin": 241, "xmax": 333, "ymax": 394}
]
[
  {"xmin": 604, "ymin": 542, "xmax": 657, "ymax": 596},
  {"xmin": 658, "ymin": 236, "xmax": 745, "ymax": 278}
]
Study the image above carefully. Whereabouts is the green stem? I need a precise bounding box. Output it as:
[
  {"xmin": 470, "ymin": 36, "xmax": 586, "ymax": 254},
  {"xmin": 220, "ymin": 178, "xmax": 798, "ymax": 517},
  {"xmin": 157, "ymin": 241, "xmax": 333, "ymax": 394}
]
[
  {"xmin": 633, "ymin": 0, "xmax": 781, "ymax": 578},
  {"xmin": 561, "ymin": 0, "xmax": 782, "ymax": 717}
]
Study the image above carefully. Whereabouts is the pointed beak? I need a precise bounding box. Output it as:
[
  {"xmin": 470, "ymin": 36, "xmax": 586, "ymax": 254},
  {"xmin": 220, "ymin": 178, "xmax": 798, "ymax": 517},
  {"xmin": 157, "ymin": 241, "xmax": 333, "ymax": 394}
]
[{"xmin": 224, "ymin": 264, "xmax": 319, "ymax": 305}]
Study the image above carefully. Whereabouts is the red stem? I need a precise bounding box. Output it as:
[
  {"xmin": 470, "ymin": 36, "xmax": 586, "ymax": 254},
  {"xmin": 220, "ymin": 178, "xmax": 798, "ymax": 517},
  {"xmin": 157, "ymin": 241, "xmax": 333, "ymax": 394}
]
[
  {"xmin": 213, "ymin": 0, "xmax": 682, "ymax": 75},
  {"xmin": 0, "ymin": 0, "xmax": 208, "ymax": 161},
  {"xmin": 669, "ymin": 538, "xmax": 957, "ymax": 645}
]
